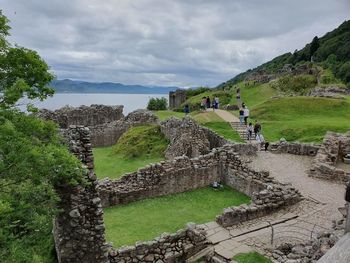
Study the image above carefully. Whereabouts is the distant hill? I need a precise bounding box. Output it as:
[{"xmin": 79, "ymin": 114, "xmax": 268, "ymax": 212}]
[
  {"xmin": 50, "ymin": 79, "xmax": 178, "ymax": 94},
  {"xmin": 219, "ymin": 20, "xmax": 350, "ymax": 87}
]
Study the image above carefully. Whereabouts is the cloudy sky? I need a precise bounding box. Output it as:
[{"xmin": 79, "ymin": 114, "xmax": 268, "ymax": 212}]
[{"xmin": 1, "ymin": 0, "xmax": 349, "ymax": 87}]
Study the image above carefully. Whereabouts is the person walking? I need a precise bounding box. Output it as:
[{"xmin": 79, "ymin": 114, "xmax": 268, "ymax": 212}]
[
  {"xmin": 236, "ymin": 88, "xmax": 241, "ymax": 106},
  {"xmin": 214, "ymin": 97, "xmax": 219, "ymax": 109},
  {"xmin": 206, "ymin": 97, "xmax": 211, "ymax": 109},
  {"xmin": 243, "ymin": 106, "xmax": 249, "ymax": 125},
  {"xmin": 256, "ymin": 133, "xmax": 269, "ymax": 151},
  {"xmin": 254, "ymin": 120, "xmax": 261, "ymax": 135},
  {"xmin": 201, "ymin": 97, "xmax": 206, "ymax": 110},
  {"xmin": 212, "ymin": 98, "xmax": 216, "ymax": 111},
  {"xmin": 239, "ymin": 108, "xmax": 244, "ymax": 125},
  {"xmin": 246, "ymin": 122, "xmax": 253, "ymax": 141},
  {"xmin": 184, "ymin": 104, "xmax": 190, "ymax": 115}
]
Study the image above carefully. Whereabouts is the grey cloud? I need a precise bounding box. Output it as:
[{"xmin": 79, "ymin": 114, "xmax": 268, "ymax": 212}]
[{"xmin": 1, "ymin": 0, "xmax": 349, "ymax": 87}]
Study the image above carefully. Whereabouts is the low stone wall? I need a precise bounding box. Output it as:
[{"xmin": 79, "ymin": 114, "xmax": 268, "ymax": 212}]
[
  {"xmin": 108, "ymin": 225, "xmax": 207, "ymax": 263},
  {"xmin": 97, "ymin": 152, "xmax": 223, "ymax": 207},
  {"xmin": 37, "ymin": 104, "xmax": 124, "ymax": 128},
  {"xmin": 270, "ymin": 141, "xmax": 320, "ymax": 156},
  {"xmin": 216, "ymin": 150, "xmax": 301, "ymax": 228},
  {"xmin": 310, "ymin": 132, "xmax": 350, "ymax": 183}
]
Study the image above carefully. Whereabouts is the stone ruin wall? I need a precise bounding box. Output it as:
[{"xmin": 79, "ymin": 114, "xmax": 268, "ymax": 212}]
[
  {"xmin": 108, "ymin": 225, "xmax": 208, "ymax": 263},
  {"xmin": 169, "ymin": 89, "xmax": 187, "ymax": 109},
  {"xmin": 269, "ymin": 141, "xmax": 320, "ymax": 156},
  {"xmin": 37, "ymin": 104, "xmax": 124, "ymax": 128},
  {"xmin": 53, "ymin": 126, "xmax": 109, "ymax": 263},
  {"xmin": 98, "ymin": 144, "xmax": 302, "ymax": 229},
  {"xmin": 309, "ymin": 132, "xmax": 350, "ymax": 183}
]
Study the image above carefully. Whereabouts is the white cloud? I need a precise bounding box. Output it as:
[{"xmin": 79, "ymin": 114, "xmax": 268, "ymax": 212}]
[{"xmin": 1, "ymin": 0, "xmax": 349, "ymax": 87}]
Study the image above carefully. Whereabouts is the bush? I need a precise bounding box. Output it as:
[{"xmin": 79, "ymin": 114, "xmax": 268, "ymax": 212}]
[
  {"xmin": 147, "ymin": 97, "xmax": 167, "ymax": 110},
  {"xmin": 0, "ymin": 110, "xmax": 86, "ymax": 263}
]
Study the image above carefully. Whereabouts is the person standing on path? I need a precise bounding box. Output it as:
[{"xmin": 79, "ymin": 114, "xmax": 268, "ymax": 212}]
[
  {"xmin": 206, "ymin": 97, "xmax": 211, "ymax": 109},
  {"xmin": 236, "ymin": 87, "xmax": 241, "ymax": 106},
  {"xmin": 254, "ymin": 120, "xmax": 261, "ymax": 135},
  {"xmin": 246, "ymin": 122, "xmax": 253, "ymax": 141},
  {"xmin": 214, "ymin": 97, "xmax": 219, "ymax": 109},
  {"xmin": 184, "ymin": 104, "xmax": 190, "ymax": 115},
  {"xmin": 239, "ymin": 107, "xmax": 244, "ymax": 125},
  {"xmin": 243, "ymin": 106, "xmax": 250, "ymax": 125}
]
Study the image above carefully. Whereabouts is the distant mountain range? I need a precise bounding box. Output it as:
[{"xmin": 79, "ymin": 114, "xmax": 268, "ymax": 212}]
[{"xmin": 50, "ymin": 79, "xmax": 178, "ymax": 94}]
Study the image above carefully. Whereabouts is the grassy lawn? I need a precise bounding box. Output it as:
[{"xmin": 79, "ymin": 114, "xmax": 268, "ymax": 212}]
[
  {"xmin": 251, "ymin": 96, "xmax": 350, "ymax": 142},
  {"xmin": 202, "ymin": 122, "xmax": 244, "ymax": 142},
  {"xmin": 93, "ymin": 146, "xmax": 164, "ymax": 179},
  {"xmin": 233, "ymin": 252, "xmax": 272, "ymax": 263},
  {"xmin": 153, "ymin": 110, "xmax": 185, "ymax": 120},
  {"xmin": 191, "ymin": 110, "xmax": 224, "ymax": 123},
  {"xmin": 104, "ymin": 186, "xmax": 250, "ymax": 247}
]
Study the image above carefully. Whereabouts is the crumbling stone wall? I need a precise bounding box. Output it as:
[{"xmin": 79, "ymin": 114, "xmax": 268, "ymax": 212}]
[
  {"xmin": 309, "ymin": 132, "xmax": 350, "ymax": 183},
  {"xmin": 169, "ymin": 89, "xmax": 187, "ymax": 109},
  {"xmin": 37, "ymin": 104, "xmax": 124, "ymax": 128},
  {"xmin": 53, "ymin": 126, "xmax": 109, "ymax": 263},
  {"xmin": 108, "ymin": 225, "xmax": 207, "ymax": 263},
  {"xmin": 270, "ymin": 141, "xmax": 320, "ymax": 156},
  {"xmin": 97, "ymin": 152, "xmax": 223, "ymax": 207}
]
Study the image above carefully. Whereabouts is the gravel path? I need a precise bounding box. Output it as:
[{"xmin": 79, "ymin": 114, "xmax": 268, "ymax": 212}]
[{"xmin": 211, "ymin": 109, "xmax": 240, "ymax": 122}]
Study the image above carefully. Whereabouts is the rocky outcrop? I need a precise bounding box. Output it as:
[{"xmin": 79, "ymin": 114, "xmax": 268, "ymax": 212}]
[{"xmin": 308, "ymin": 86, "xmax": 350, "ymax": 99}]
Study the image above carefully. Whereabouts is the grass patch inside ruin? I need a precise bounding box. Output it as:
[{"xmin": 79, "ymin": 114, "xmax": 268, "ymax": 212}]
[
  {"xmin": 233, "ymin": 252, "xmax": 272, "ymax": 263},
  {"xmin": 93, "ymin": 125, "xmax": 168, "ymax": 179},
  {"xmin": 202, "ymin": 122, "xmax": 244, "ymax": 142},
  {"xmin": 93, "ymin": 146, "xmax": 164, "ymax": 179},
  {"xmin": 103, "ymin": 186, "xmax": 250, "ymax": 247}
]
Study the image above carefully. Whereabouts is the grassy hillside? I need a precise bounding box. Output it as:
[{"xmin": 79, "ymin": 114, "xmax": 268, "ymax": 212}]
[
  {"xmin": 220, "ymin": 20, "xmax": 350, "ymax": 87},
  {"xmin": 251, "ymin": 96, "xmax": 350, "ymax": 142}
]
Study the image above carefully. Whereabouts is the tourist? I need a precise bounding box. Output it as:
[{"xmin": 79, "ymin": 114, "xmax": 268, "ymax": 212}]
[
  {"xmin": 243, "ymin": 106, "xmax": 250, "ymax": 125},
  {"xmin": 256, "ymin": 133, "xmax": 269, "ymax": 151},
  {"xmin": 239, "ymin": 108, "xmax": 244, "ymax": 125},
  {"xmin": 214, "ymin": 97, "xmax": 219, "ymax": 109},
  {"xmin": 236, "ymin": 88, "xmax": 241, "ymax": 105},
  {"xmin": 184, "ymin": 104, "xmax": 190, "ymax": 115},
  {"xmin": 206, "ymin": 97, "xmax": 211, "ymax": 109},
  {"xmin": 254, "ymin": 120, "xmax": 261, "ymax": 135},
  {"xmin": 212, "ymin": 99, "xmax": 216, "ymax": 111},
  {"xmin": 246, "ymin": 122, "xmax": 253, "ymax": 141},
  {"xmin": 242, "ymin": 102, "xmax": 246, "ymax": 108},
  {"xmin": 201, "ymin": 97, "xmax": 206, "ymax": 110}
]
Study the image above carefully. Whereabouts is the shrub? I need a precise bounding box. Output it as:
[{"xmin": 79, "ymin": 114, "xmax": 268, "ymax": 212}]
[{"xmin": 147, "ymin": 97, "xmax": 167, "ymax": 110}]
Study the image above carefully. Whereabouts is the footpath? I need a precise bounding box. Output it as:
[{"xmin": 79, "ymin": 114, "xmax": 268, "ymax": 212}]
[{"xmin": 211, "ymin": 109, "xmax": 256, "ymax": 142}]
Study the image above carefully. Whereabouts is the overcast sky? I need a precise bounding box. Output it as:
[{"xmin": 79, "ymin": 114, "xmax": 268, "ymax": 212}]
[{"xmin": 1, "ymin": 0, "xmax": 349, "ymax": 87}]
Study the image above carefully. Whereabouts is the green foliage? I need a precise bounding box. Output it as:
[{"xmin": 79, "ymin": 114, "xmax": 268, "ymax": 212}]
[
  {"xmin": 146, "ymin": 97, "xmax": 167, "ymax": 110},
  {"xmin": 337, "ymin": 61, "xmax": 350, "ymax": 86},
  {"xmin": 221, "ymin": 20, "xmax": 350, "ymax": 88},
  {"xmin": 272, "ymin": 74, "xmax": 317, "ymax": 95},
  {"xmin": 93, "ymin": 146, "xmax": 164, "ymax": 179},
  {"xmin": 185, "ymin": 87, "xmax": 211, "ymax": 97},
  {"xmin": 0, "ymin": 11, "xmax": 54, "ymax": 109},
  {"xmin": 0, "ymin": 110, "xmax": 86, "ymax": 262},
  {"xmin": 233, "ymin": 252, "xmax": 272, "ymax": 263},
  {"xmin": 152, "ymin": 110, "xmax": 185, "ymax": 120},
  {"xmin": 104, "ymin": 186, "xmax": 250, "ymax": 247},
  {"xmin": 114, "ymin": 125, "xmax": 169, "ymax": 158}
]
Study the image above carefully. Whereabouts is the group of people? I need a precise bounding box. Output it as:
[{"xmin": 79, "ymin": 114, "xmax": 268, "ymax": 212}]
[{"xmin": 200, "ymin": 96, "xmax": 219, "ymax": 110}]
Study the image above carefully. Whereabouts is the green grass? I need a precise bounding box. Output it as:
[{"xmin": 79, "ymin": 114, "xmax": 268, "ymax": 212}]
[
  {"xmin": 251, "ymin": 96, "xmax": 350, "ymax": 142},
  {"xmin": 93, "ymin": 146, "xmax": 164, "ymax": 179},
  {"xmin": 104, "ymin": 186, "xmax": 250, "ymax": 247},
  {"xmin": 93, "ymin": 125, "xmax": 168, "ymax": 179},
  {"xmin": 233, "ymin": 252, "xmax": 272, "ymax": 263},
  {"xmin": 191, "ymin": 110, "xmax": 224, "ymax": 123},
  {"xmin": 153, "ymin": 110, "xmax": 186, "ymax": 121},
  {"xmin": 202, "ymin": 122, "xmax": 244, "ymax": 142}
]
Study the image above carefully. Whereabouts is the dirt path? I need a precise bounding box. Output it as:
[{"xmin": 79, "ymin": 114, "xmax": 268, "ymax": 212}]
[{"xmin": 210, "ymin": 109, "xmax": 240, "ymax": 122}]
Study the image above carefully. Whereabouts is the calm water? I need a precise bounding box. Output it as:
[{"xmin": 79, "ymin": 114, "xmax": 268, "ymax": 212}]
[{"xmin": 20, "ymin": 93, "xmax": 167, "ymax": 114}]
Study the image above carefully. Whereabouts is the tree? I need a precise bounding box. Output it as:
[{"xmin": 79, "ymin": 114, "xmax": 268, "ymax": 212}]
[
  {"xmin": 309, "ymin": 36, "xmax": 320, "ymax": 60},
  {"xmin": 147, "ymin": 97, "xmax": 167, "ymax": 110},
  {"xmin": 0, "ymin": 11, "xmax": 54, "ymax": 109}
]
